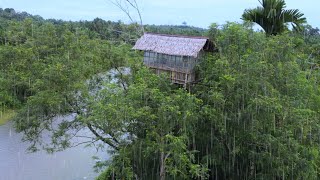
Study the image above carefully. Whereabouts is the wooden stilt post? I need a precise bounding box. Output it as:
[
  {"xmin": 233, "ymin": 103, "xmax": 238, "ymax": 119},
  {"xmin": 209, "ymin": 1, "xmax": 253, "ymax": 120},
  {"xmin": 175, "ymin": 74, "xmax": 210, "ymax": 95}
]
[{"xmin": 184, "ymin": 73, "xmax": 188, "ymax": 89}]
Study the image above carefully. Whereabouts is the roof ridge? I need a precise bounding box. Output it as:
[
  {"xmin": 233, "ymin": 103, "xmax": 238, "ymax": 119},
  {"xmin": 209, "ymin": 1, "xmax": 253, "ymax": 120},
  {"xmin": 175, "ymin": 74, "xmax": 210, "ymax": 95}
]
[{"xmin": 145, "ymin": 32, "xmax": 209, "ymax": 39}]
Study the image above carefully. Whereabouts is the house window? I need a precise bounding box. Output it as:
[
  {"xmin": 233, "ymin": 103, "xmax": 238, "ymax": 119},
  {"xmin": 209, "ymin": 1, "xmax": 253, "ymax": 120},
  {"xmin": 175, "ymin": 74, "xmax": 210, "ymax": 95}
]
[
  {"xmin": 144, "ymin": 51, "xmax": 150, "ymax": 57},
  {"xmin": 158, "ymin": 53, "xmax": 168, "ymax": 64},
  {"xmin": 175, "ymin": 56, "xmax": 182, "ymax": 67},
  {"xmin": 149, "ymin": 52, "xmax": 155, "ymax": 63},
  {"xmin": 183, "ymin": 56, "xmax": 188, "ymax": 62}
]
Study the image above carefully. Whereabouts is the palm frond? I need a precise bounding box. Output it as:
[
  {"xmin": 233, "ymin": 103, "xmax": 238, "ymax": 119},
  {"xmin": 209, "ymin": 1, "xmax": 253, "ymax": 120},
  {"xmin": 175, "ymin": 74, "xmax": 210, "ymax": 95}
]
[
  {"xmin": 242, "ymin": 0, "xmax": 306, "ymax": 35},
  {"xmin": 242, "ymin": 7, "xmax": 267, "ymax": 32},
  {"xmin": 281, "ymin": 9, "xmax": 307, "ymax": 31}
]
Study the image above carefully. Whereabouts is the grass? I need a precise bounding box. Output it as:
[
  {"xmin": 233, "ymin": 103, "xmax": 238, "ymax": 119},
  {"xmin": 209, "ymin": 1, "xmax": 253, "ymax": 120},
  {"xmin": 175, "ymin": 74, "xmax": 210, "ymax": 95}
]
[{"xmin": 0, "ymin": 109, "xmax": 16, "ymax": 125}]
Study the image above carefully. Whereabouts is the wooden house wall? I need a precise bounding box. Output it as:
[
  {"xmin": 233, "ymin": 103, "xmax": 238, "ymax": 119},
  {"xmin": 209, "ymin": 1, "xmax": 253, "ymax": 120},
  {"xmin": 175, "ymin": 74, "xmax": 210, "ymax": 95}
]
[
  {"xmin": 143, "ymin": 51, "xmax": 202, "ymax": 85},
  {"xmin": 143, "ymin": 51, "xmax": 198, "ymax": 73},
  {"xmin": 150, "ymin": 68, "xmax": 196, "ymax": 85}
]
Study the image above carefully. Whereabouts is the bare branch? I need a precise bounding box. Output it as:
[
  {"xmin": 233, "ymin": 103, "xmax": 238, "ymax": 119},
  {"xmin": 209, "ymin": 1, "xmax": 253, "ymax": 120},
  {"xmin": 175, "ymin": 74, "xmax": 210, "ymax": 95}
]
[
  {"xmin": 70, "ymin": 140, "xmax": 99, "ymax": 148},
  {"xmin": 110, "ymin": 0, "xmax": 135, "ymax": 24},
  {"xmin": 108, "ymin": 0, "xmax": 144, "ymax": 35},
  {"xmin": 114, "ymin": 66, "xmax": 128, "ymax": 92},
  {"xmin": 125, "ymin": 0, "xmax": 144, "ymax": 33}
]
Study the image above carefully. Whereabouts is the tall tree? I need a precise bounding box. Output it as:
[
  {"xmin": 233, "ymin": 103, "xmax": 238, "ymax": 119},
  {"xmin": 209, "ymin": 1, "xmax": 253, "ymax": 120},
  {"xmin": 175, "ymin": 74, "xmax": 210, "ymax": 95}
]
[{"xmin": 242, "ymin": 0, "xmax": 306, "ymax": 36}]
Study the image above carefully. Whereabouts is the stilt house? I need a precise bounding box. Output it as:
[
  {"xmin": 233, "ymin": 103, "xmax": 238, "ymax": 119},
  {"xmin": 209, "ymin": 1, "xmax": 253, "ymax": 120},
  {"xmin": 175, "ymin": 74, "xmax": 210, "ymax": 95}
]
[{"xmin": 133, "ymin": 33, "xmax": 215, "ymax": 86}]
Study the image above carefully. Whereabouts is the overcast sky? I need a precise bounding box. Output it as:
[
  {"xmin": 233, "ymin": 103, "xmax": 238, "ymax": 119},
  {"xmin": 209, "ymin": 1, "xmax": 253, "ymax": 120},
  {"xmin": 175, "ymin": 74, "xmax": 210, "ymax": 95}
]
[{"xmin": 0, "ymin": 0, "xmax": 318, "ymax": 28}]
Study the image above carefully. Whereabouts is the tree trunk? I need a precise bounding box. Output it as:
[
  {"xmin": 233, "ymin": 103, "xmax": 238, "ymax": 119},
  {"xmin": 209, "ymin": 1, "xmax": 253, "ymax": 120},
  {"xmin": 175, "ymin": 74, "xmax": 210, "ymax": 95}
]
[{"xmin": 160, "ymin": 152, "xmax": 166, "ymax": 180}]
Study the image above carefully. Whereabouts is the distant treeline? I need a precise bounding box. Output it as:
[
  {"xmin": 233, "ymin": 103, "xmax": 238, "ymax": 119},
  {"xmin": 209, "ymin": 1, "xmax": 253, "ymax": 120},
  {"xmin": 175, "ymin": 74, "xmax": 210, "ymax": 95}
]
[{"xmin": 0, "ymin": 8, "xmax": 207, "ymax": 44}]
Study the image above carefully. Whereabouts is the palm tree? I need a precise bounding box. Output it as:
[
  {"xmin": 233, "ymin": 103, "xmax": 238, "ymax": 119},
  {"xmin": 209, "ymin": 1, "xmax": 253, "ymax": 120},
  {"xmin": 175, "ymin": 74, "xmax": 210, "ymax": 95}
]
[{"xmin": 242, "ymin": 0, "xmax": 306, "ymax": 36}]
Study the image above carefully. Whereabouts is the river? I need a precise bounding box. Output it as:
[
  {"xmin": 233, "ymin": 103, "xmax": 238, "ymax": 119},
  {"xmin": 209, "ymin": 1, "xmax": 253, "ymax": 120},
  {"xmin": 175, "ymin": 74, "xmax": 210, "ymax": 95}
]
[
  {"xmin": 0, "ymin": 121, "xmax": 106, "ymax": 180},
  {"xmin": 0, "ymin": 69, "xmax": 127, "ymax": 180}
]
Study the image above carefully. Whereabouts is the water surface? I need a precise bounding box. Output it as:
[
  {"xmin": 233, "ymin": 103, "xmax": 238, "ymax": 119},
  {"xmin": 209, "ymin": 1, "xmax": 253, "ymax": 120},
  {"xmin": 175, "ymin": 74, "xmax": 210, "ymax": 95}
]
[{"xmin": 0, "ymin": 122, "xmax": 106, "ymax": 180}]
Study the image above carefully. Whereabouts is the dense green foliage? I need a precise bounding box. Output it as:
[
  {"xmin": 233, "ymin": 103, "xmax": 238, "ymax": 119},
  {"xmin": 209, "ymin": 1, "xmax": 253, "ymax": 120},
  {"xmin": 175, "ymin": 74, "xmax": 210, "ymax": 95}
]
[
  {"xmin": 0, "ymin": 8, "xmax": 202, "ymax": 109},
  {"xmin": 242, "ymin": 0, "xmax": 306, "ymax": 36},
  {"xmin": 93, "ymin": 23, "xmax": 320, "ymax": 179},
  {"xmin": 2, "ymin": 7, "xmax": 320, "ymax": 180},
  {"xmin": 196, "ymin": 23, "xmax": 320, "ymax": 179}
]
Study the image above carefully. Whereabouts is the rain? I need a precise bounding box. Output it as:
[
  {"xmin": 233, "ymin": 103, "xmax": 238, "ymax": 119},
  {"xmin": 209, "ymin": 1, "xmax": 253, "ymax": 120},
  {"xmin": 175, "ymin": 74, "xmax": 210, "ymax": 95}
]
[{"xmin": 1, "ymin": 0, "xmax": 320, "ymax": 179}]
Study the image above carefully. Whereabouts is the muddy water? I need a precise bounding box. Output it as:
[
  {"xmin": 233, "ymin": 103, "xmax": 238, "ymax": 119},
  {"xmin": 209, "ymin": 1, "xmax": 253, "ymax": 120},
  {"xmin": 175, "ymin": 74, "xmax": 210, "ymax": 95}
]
[{"xmin": 0, "ymin": 121, "xmax": 107, "ymax": 180}]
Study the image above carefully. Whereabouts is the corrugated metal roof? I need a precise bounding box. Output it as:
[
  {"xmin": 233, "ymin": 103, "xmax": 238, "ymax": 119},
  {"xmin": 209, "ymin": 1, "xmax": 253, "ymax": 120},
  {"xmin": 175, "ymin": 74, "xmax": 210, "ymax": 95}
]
[{"xmin": 133, "ymin": 33, "xmax": 212, "ymax": 58}]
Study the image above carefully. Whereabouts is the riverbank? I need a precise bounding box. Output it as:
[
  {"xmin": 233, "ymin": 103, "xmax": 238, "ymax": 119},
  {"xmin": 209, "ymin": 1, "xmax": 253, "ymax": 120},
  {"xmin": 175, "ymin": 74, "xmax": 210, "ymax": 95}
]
[{"xmin": 0, "ymin": 109, "xmax": 16, "ymax": 125}]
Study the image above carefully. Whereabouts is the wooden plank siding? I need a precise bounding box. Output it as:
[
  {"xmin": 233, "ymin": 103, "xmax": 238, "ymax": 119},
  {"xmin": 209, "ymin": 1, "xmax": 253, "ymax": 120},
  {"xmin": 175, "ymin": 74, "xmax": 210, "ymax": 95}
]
[
  {"xmin": 144, "ymin": 51, "xmax": 200, "ymax": 85},
  {"xmin": 149, "ymin": 68, "xmax": 196, "ymax": 85}
]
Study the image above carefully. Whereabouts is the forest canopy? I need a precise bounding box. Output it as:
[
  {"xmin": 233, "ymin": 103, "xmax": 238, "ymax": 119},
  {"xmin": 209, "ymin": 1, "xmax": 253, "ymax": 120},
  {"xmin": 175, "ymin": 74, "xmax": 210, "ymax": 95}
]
[{"xmin": 1, "ymin": 6, "xmax": 320, "ymax": 180}]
